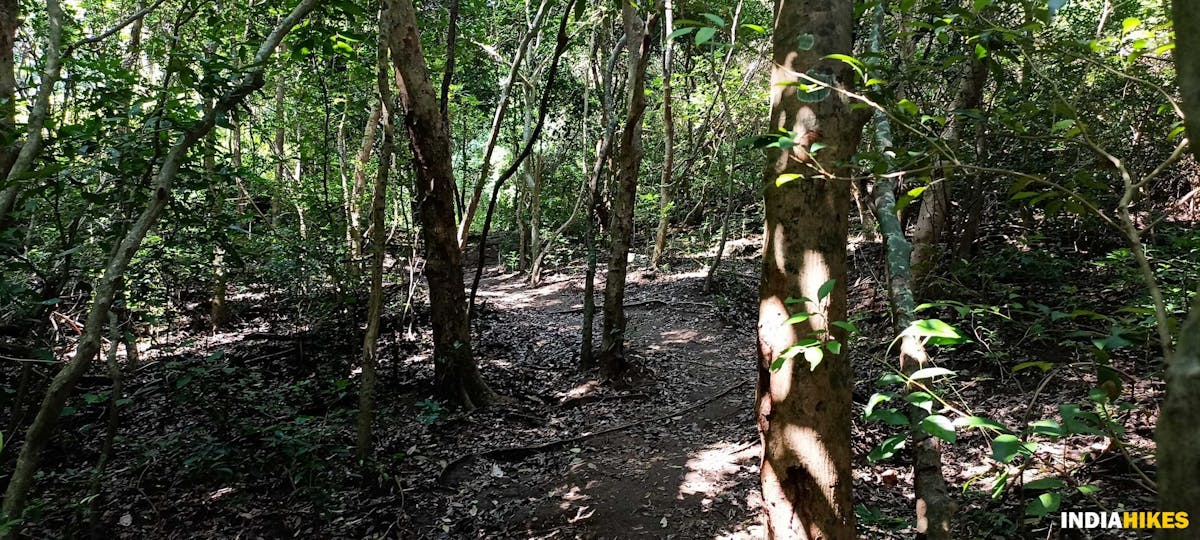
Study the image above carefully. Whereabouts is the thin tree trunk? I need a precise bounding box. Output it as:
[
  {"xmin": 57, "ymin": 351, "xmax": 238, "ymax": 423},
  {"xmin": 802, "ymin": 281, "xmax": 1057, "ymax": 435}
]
[
  {"xmin": 756, "ymin": 1, "xmax": 865, "ymax": 537},
  {"xmin": 348, "ymin": 102, "xmax": 384, "ymax": 281},
  {"xmin": 0, "ymin": 0, "xmax": 61, "ymax": 226},
  {"xmin": 600, "ymin": 2, "xmax": 656, "ymax": 377},
  {"xmin": 581, "ymin": 32, "xmax": 623, "ymax": 369},
  {"xmin": 85, "ymin": 311, "xmax": 123, "ymax": 533},
  {"xmin": 356, "ymin": 19, "xmax": 394, "ymax": 460},
  {"xmin": 910, "ymin": 43, "xmax": 987, "ymax": 294},
  {"xmin": 650, "ymin": 0, "xmax": 676, "ymax": 268},
  {"xmin": 386, "ymin": 0, "xmax": 495, "ymax": 409},
  {"xmin": 455, "ymin": 0, "xmax": 551, "ymax": 250},
  {"xmin": 0, "ymin": 1, "xmax": 319, "ymax": 526},
  {"xmin": 528, "ymin": 153, "xmax": 543, "ymax": 273},
  {"xmin": 868, "ymin": 7, "xmax": 953, "ymax": 538},
  {"xmin": 465, "ymin": 0, "xmax": 575, "ymax": 315},
  {"xmin": 271, "ymin": 80, "xmax": 286, "ymax": 227},
  {"xmin": 704, "ymin": 141, "xmax": 734, "ymax": 293}
]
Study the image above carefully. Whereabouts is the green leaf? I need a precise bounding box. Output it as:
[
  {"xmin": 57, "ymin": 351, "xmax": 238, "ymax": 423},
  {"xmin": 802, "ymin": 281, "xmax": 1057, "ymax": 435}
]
[
  {"xmin": 1012, "ymin": 361, "xmax": 1053, "ymax": 373},
  {"xmin": 701, "ymin": 13, "xmax": 725, "ymax": 27},
  {"xmin": 785, "ymin": 296, "xmax": 811, "ymax": 305},
  {"xmin": 867, "ymin": 408, "xmax": 910, "ymax": 426},
  {"xmin": 1121, "ymin": 17, "xmax": 1140, "ymax": 33},
  {"xmin": 877, "ymin": 373, "xmax": 905, "ymax": 386},
  {"xmin": 809, "ymin": 142, "xmax": 828, "ymax": 154},
  {"xmin": 868, "ymin": 433, "xmax": 907, "ymax": 462},
  {"xmin": 991, "ymin": 434, "xmax": 1036, "ymax": 463},
  {"xmin": 176, "ymin": 375, "xmax": 194, "ymax": 389},
  {"xmin": 905, "ymin": 391, "xmax": 935, "ymax": 412},
  {"xmin": 825, "ymin": 340, "xmax": 842, "ymax": 355},
  {"xmin": 910, "ymin": 367, "xmax": 955, "ymax": 380},
  {"xmin": 824, "ymin": 53, "xmax": 866, "ymax": 82},
  {"xmin": 666, "ymin": 27, "xmax": 695, "ymax": 40},
  {"xmin": 818, "ymin": 279, "xmax": 836, "ymax": 301},
  {"xmin": 832, "ymin": 321, "xmax": 859, "ymax": 334},
  {"xmin": 955, "ymin": 415, "xmax": 1007, "ymax": 431},
  {"xmin": 1024, "ymin": 477, "xmax": 1065, "ymax": 491},
  {"xmin": 904, "ymin": 319, "xmax": 968, "ymax": 344},
  {"xmin": 740, "ymin": 23, "xmax": 766, "ymax": 34},
  {"xmin": 1026, "ymin": 492, "xmax": 1061, "ymax": 517},
  {"xmin": 796, "ymin": 33, "xmax": 815, "ymax": 50},
  {"xmin": 776, "ymin": 173, "xmax": 803, "ymax": 187},
  {"xmin": 1051, "ymin": 119, "xmax": 1076, "ymax": 134},
  {"xmin": 695, "ymin": 27, "xmax": 717, "ymax": 45},
  {"xmin": 921, "ymin": 414, "xmax": 957, "ymax": 443},
  {"xmin": 804, "ymin": 347, "xmax": 824, "ymax": 371},
  {"xmin": 1026, "ymin": 419, "xmax": 1063, "ymax": 438},
  {"xmin": 864, "ymin": 392, "xmax": 894, "ymax": 417},
  {"xmin": 1077, "ymin": 484, "xmax": 1100, "ymax": 495},
  {"xmin": 784, "ymin": 312, "xmax": 811, "ymax": 325}
]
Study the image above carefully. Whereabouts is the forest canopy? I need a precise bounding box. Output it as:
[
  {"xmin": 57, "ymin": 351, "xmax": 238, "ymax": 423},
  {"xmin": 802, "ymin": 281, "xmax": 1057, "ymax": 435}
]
[{"xmin": 1, "ymin": 0, "xmax": 1199, "ymax": 538}]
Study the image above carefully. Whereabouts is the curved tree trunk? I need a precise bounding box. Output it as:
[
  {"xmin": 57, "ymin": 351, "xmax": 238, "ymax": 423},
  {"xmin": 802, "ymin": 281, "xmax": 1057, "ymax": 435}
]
[
  {"xmin": 455, "ymin": 0, "xmax": 551, "ymax": 250},
  {"xmin": 756, "ymin": 1, "xmax": 865, "ymax": 537},
  {"xmin": 385, "ymin": 0, "xmax": 496, "ymax": 409}
]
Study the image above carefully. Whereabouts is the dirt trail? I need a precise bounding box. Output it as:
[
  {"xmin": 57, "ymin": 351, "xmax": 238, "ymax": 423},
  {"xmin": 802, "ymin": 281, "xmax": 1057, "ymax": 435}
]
[{"xmin": 458, "ymin": 268, "xmax": 764, "ymax": 539}]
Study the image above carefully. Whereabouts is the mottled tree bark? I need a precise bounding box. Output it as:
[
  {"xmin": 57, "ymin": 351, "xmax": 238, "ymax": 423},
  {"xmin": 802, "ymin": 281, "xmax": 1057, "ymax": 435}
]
[
  {"xmin": 756, "ymin": 1, "xmax": 865, "ymax": 537},
  {"xmin": 385, "ymin": 0, "xmax": 496, "ymax": 409},
  {"xmin": 357, "ymin": 17, "xmax": 394, "ymax": 459},
  {"xmin": 1158, "ymin": 2, "xmax": 1200, "ymax": 534},
  {"xmin": 600, "ymin": 1, "xmax": 656, "ymax": 377}
]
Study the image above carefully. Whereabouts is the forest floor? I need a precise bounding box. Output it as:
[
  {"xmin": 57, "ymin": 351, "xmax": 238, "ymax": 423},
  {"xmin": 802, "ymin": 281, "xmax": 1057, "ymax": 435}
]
[{"xmin": 4, "ymin": 233, "xmax": 1168, "ymax": 539}]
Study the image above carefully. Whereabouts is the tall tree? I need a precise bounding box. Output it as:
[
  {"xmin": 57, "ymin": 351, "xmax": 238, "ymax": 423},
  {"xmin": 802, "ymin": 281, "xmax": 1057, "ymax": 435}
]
[
  {"xmin": 1158, "ymin": 1, "xmax": 1200, "ymax": 533},
  {"xmin": 357, "ymin": 14, "xmax": 395, "ymax": 460},
  {"xmin": 650, "ymin": 0, "xmax": 676, "ymax": 268},
  {"xmin": 385, "ymin": 0, "xmax": 496, "ymax": 408},
  {"xmin": 600, "ymin": 0, "xmax": 656, "ymax": 377},
  {"xmin": 755, "ymin": 0, "xmax": 865, "ymax": 537}
]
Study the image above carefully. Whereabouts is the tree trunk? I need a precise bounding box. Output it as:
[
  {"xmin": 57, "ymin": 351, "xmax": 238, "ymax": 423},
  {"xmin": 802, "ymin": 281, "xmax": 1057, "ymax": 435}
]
[
  {"xmin": 0, "ymin": 1, "xmax": 319, "ymax": 525},
  {"xmin": 1158, "ymin": 2, "xmax": 1200, "ymax": 533},
  {"xmin": 356, "ymin": 19, "xmax": 394, "ymax": 460},
  {"xmin": 347, "ymin": 102, "xmax": 383, "ymax": 282},
  {"xmin": 650, "ymin": 0, "xmax": 676, "ymax": 268},
  {"xmin": 385, "ymin": 0, "xmax": 496, "ymax": 409},
  {"xmin": 465, "ymin": 0, "xmax": 574, "ymax": 315},
  {"xmin": 910, "ymin": 48, "xmax": 987, "ymax": 294},
  {"xmin": 868, "ymin": 4, "xmax": 953, "ymax": 537},
  {"xmin": 756, "ymin": 1, "xmax": 864, "ymax": 537},
  {"xmin": 0, "ymin": 0, "xmax": 60, "ymax": 227},
  {"xmin": 0, "ymin": 0, "xmax": 20, "ymax": 186},
  {"xmin": 456, "ymin": 0, "xmax": 551, "ymax": 250},
  {"xmin": 600, "ymin": 1, "xmax": 656, "ymax": 377},
  {"xmin": 528, "ymin": 153, "xmax": 543, "ymax": 275},
  {"xmin": 704, "ymin": 141, "xmax": 734, "ymax": 293}
]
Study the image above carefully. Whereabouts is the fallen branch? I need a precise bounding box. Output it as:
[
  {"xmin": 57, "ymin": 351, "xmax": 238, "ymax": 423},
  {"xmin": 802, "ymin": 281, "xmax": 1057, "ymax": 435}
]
[{"xmin": 437, "ymin": 378, "xmax": 750, "ymax": 484}]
